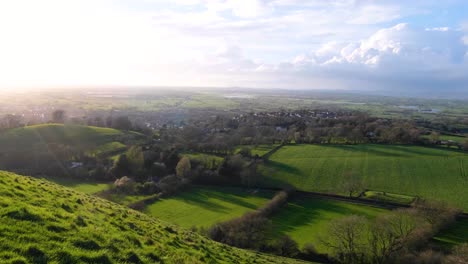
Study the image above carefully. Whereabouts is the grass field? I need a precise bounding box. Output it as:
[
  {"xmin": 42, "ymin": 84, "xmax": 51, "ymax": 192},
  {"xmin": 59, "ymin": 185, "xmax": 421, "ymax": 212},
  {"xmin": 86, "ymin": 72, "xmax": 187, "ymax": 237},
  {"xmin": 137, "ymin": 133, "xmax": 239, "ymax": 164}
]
[
  {"xmin": 0, "ymin": 124, "xmax": 123, "ymax": 147},
  {"xmin": 433, "ymin": 219, "xmax": 468, "ymax": 248},
  {"xmin": 0, "ymin": 171, "xmax": 301, "ymax": 264},
  {"xmin": 259, "ymin": 144, "xmax": 468, "ymax": 210},
  {"xmin": 89, "ymin": 141, "xmax": 127, "ymax": 157},
  {"xmin": 269, "ymin": 197, "xmax": 387, "ymax": 253},
  {"xmin": 145, "ymin": 186, "xmax": 273, "ymax": 228},
  {"xmin": 45, "ymin": 177, "xmax": 111, "ymax": 194}
]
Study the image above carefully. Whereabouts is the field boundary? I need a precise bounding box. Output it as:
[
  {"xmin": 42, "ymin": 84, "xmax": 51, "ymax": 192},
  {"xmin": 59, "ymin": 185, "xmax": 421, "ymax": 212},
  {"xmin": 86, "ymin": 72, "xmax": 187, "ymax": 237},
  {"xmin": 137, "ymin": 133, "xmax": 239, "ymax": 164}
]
[{"xmin": 261, "ymin": 143, "xmax": 285, "ymax": 160}]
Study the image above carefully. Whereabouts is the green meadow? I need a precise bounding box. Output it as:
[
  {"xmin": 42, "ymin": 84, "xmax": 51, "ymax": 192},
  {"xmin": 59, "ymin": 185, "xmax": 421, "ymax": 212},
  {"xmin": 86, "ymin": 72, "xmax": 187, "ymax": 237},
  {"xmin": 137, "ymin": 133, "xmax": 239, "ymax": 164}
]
[
  {"xmin": 259, "ymin": 144, "xmax": 468, "ymax": 210},
  {"xmin": 145, "ymin": 186, "xmax": 273, "ymax": 228},
  {"xmin": 0, "ymin": 171, "xmax": 301, "ymax": 264},
  {"xmin": 269, "ymin": 197, "xmax": 386, "ymax": 253}
]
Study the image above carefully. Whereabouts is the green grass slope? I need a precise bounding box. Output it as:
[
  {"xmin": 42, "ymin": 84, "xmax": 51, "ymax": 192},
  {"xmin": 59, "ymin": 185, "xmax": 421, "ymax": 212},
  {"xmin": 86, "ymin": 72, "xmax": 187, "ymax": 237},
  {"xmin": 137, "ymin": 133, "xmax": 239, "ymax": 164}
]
[
  {"xmin": 268, "ymin": 198, "xmax": 386, "ymax": 253},
  {"xmin": 145, "ymin": 186, "xmax": 274, "ymax": 229},
  {"xmin": 259, "ymin": 144, "xmax": 468, "ymax": 210},
  {"xmin": 0, "ymin": 124, "xmax": 139, "ymax": 156},
  {"xmin": 0, "ymin": 171, "xmax": 301, "ymax": 264}
]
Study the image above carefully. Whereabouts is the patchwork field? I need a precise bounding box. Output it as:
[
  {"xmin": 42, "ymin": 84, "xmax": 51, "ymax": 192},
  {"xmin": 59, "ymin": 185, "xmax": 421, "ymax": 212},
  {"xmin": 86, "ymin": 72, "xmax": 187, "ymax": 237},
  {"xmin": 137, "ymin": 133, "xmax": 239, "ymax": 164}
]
[
  {"xmin": 0, "ymin": 171, "xmax": 301, "ymax": 264},
  {"xmin": 145, "ymin": 186, "xmax": 273, "ymax": 228},
  {"xmin": 259, "ymin": 144, "xmax": 468, "ymax": 210},
  {"xmin": 269, "ymin": 197, "xmax": 386, "ymax": 253}
]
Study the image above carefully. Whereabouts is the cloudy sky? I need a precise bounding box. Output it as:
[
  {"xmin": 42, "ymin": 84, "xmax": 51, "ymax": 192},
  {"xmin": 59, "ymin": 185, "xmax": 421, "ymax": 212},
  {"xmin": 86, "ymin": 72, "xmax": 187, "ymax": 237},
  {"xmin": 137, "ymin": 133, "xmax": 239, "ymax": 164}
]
[{"xmin": 0, "ymin": 0, "xmax": 467, "ymax": 93}]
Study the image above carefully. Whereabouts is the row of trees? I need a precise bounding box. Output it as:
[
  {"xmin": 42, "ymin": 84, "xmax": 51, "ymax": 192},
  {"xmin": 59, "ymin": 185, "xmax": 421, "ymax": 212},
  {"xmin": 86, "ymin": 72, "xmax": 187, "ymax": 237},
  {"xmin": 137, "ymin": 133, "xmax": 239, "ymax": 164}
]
[{"xmin": 322, "ymin": 200, "xmax": 462, "ymax": 264}]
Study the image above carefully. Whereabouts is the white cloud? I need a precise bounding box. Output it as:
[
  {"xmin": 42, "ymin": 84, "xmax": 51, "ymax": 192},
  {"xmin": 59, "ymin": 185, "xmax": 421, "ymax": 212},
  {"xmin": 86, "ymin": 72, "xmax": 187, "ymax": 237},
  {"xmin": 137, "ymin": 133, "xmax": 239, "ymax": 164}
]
[{"xmin": 0, "ymin": 0, "xmax": 467, "ymax": 94}]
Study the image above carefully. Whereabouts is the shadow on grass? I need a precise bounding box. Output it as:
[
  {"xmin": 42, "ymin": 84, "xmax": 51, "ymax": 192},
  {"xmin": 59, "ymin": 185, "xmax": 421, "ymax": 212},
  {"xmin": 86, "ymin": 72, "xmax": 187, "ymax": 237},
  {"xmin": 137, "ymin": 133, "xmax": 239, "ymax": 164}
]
[
  {"xmin": 166, "ymin": 187, "xmax": 270, "ymax": 213},
  {"xmin": 264, "ymin": 160, "xmax": 302, "ymax": 175},
  {"xmin": 270, "ymin": 197, "xmax": 383, "ymax": 240}
]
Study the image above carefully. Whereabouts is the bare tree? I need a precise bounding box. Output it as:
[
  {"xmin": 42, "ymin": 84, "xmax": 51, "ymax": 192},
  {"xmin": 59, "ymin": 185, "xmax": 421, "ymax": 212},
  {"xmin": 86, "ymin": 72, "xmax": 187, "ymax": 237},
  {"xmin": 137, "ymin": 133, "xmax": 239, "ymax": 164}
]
[
  {"xmin": 341, "ymin": 171, "xmax": 364, "ymax": 197},
  {"xmin": 322, "ymin": 215, "xmax": 368, "ymax": 264},
  {"xmin": 368, "ymin": 210, "xmax": 421, "ymax": 264}
]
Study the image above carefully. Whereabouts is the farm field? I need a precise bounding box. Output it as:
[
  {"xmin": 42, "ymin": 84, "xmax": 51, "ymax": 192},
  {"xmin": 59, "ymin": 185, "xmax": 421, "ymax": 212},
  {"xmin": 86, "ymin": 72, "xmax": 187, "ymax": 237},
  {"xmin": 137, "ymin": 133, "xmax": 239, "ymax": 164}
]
[
  {"xmin": 259, "ymin": 144, "xmax": 468, "ymax": 210},
  {"xmin": 145, "ymin": 186, "xmax": 273, "ymax": 228},
  {"xmin": 269, "ymin": 197, "xmax": 386, "ymax": 253},
  {"xmin": 0, "ymin": 171, "xmax": 301, "ymax": 264}
]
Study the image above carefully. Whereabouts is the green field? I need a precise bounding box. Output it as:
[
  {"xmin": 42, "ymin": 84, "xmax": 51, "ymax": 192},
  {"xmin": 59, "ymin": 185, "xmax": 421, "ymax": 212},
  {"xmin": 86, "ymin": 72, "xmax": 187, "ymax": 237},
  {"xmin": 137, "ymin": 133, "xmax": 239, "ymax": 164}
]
[
  {"xmin": 259, "ymin": 144, "xmax": 468, "ymax": 210},
  {"xmin": 0, "ymin": 171, "xmax": 301, "ymax": 264},
  {"xmin": 89, "ymin": 141, "xmax": 127, "ymax": 157},
  {"xmin": 45, "ymin": 177, "xmax": 111, "ymax": 194},
  {"xmin": 269, "ymin": 197, "xmax": 387, "ymax": 253},
  {"xmin": 0, "ymin": 124, "xmax": 123, "ymax": 147},
  {"xmin": 433, "ymin": 219, "xmax": 468, "ymax": 247},
  {"xmin": 145, "ymin": 186, "xmax": 273, "ymax": 228}
]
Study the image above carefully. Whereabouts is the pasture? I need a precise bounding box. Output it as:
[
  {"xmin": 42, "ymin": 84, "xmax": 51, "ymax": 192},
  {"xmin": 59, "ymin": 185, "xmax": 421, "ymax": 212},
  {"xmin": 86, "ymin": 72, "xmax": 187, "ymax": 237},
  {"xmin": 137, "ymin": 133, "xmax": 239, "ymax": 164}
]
[
  {"xmin": 145, "ymin": 186, "xmax": 273, "ymax": 228},
  {"xmin": 269, "ymin": 197, "xmax": 386, "ymax": 253},
  {"xmin": 259, "ymin": 144, "xmax": 468, "ymax": 210}
]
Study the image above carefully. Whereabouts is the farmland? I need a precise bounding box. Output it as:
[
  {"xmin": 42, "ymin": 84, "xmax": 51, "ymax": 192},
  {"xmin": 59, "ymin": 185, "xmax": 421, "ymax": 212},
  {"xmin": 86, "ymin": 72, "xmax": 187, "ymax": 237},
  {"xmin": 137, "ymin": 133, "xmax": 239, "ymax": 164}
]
[
  {"xmin": 269, "ymin": 197, "xmax": 386, "ymax": 253},
  {"xmin": 0, "ymin": 171, "xmax": 301, "ymax": 264},
  {"xmin": 259, "ymin": 144, "xmax": 468, "ymax": 210},
  {"xmin": 145, "ymin": 186, "xmax": 273, "ymax": 228}
]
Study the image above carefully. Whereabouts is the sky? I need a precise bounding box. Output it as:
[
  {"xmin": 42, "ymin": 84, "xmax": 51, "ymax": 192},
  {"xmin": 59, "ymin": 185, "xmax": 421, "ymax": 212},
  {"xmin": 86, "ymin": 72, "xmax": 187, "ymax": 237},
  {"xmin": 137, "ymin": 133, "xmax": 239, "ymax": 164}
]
[{"xmin": 0, "ymin": 0, "xmax": 467, "ymax": 93}]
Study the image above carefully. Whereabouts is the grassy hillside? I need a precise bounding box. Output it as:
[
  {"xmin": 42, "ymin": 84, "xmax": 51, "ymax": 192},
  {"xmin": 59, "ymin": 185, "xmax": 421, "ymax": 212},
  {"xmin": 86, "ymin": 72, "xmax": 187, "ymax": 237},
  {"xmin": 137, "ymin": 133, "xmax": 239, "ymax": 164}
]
[
  {"xmin": 145, "ymin": 186, "xmax": 274, "ymax": 229},
  {"xmin": 269, "ymin": 197, "xmax": 386, "ymax": 253},
  {"xmin": 259, "ymin": 144, "xmax": 468, "ymax": 210},
  {"xmin": 0, "ymin": 171, "xmax": 302, "ymax": 264}
]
